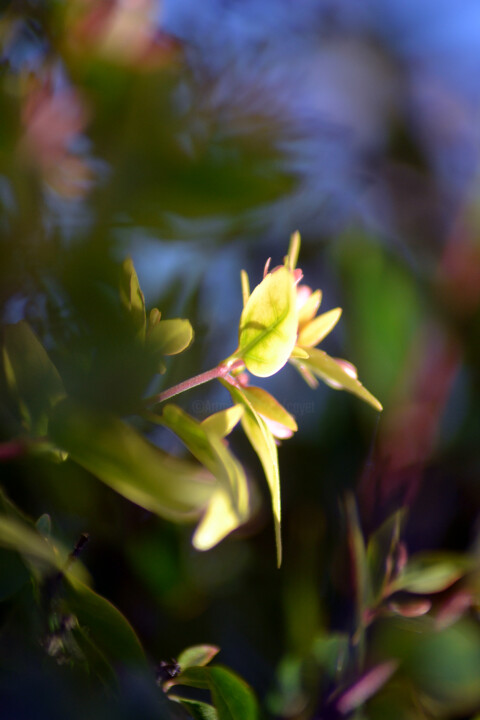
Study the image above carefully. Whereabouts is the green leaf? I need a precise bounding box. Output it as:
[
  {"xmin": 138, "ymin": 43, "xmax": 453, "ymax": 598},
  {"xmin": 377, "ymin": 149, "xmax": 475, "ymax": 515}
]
[
  {"xmin": 236, "ymin": 266, "xmax": 298, "ymax": 377},
  {"xmin": 240, "ymin": 270, "xmax": 250, "ymax": 308},
  {"xmin": 177, "ymin": 645, "xmax": 220, "ymax": 670},
  {"xmin": 65, "ymin": 575, "xmax": 147, "ymax": 669},
  {"xmin": 161, "ymin": 405, "xmax": 250, "ymax": 550},
  {"xmin": 293, "ymin": 348, "xmax": 382, "ymax": 411},
  {"xmin": 49, "ymin": 400, "xmax": 215, "ymax": 523},
  {"xmin": 390, "ymin": 553, "xmax": 474, "ymax": 594},
  {"xmin": 147, "ymin": 318, "xmax": 194, "ymax": 356},
  {"xmin": 201, "ymin": 405, "xmax": 244, "ymax": 438},
  {"xmin": 285, "ymin": 230, "xmax": 301, "ymax": 271},
  {"xmin": 119, "ymin": 257, "xmax": 146, "ymax": 338},
  {"xmin": 208, "ymin": 666, "xmax": 260, "ymax": 720},
  {"xmin": 367, "ymin": 509, "xmax": 406, "ymax": 602},
  {"xmin": 224, "ymin": 382, "xmax": 282, "ymax": 567},
  {"xmin": 174, "ymin": 698, "xmax": 218, "ymax": 720},
  {"xmin": 0, "ymin": 514, "xmax": 90, "ymax": 584},
  {"xmin": 239, "ymin": 386, "xmax": 297, "ymax": 434},
  {"xmin": 297, "ymin": 307, "xmax": 342, "ymax": 347},
  {"xmin": 3, "ymin": 321, "xmax": 65, "ymax": 434},
  {"xmin": 171, "ymin": 666, "xmax": 260, "ymax": 720}
]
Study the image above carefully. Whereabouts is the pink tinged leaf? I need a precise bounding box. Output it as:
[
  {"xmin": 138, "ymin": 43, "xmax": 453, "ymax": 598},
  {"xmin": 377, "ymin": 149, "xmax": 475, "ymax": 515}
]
[
  {"xmin": 388, "ymin": 598, "xmax": 432, "ymax": 618},
  {"xmin": 435, "ymin": 590, "xmax": 473, "ymax": 629},
  {"xmin": 336, "ymin": 661, "xmax": 399, "ymax": 715},
  {"xmin": 261, "ymin": 415, "xmax": 295, "ymax": 440}
]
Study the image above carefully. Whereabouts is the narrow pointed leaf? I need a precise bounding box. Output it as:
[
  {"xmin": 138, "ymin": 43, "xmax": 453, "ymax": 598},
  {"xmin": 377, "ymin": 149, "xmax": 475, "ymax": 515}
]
[
  {"xmin": 240, "ymin": 270, "xmax": 250, "ymax": 308},
  {"xmin": 119, "ymin": 257, "xmax": 146, "ymax": 337},
  {"xmin": 49, "ymin": 401, "xmax": 214, "ymax": 522},
  {"xmin": 237, "ymin": 266, "xmax": 297, "ymax": 377},
  {"xmin": 296, "ymin": 348, "xmax": 382, "ymax": 411},
  {"xmin": 3, "ymin": 322, "xmax": 65, "ymax": 434},
  {"xmin": 297, "ymin": 307, "xmax": 342, "ymax": 347},
  {"xmin": 286, "ymin": 230, "xmax": 301, "ymax": 271},
  {"xmin": 224, "ymin": 382, "xmax": 282, "ymax": 566},
  {"xmin": 147, "ymin": 318, "xmax": 194, "ymax": 356}
]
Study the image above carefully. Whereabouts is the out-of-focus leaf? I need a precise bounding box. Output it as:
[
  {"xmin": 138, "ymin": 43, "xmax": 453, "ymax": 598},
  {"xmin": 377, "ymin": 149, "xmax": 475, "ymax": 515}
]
[
  {"xmin": 177, "ymin": 645, "xmax": 220, "ymax": 670},
  {"xmin": 201, "ymin": 405, "xmax": 244, "ymax": 438},
  {"xmin": 285, "ymin": 230, "xmax": 301, "ymax": 271},
  {"xmin": 161, "ymin": 405, "xmax": 250, "ymax": 550},
  {"xmin": 225, "ymin": 382, "xmax": 282, "ymax": 566},
  {"xmin": 2, "ymin": 322, "xmax": 65, "ymax": 434},
  {"xmin": 171, "ymin": 666, "xmax": 260, "ymax": 720},
  {"xmin": 49, "ymin": 401, "xmax": 214, "ymax": 522},
  {"xmin": 236, "ymin": 266, "xmax": 297, "ymax": 378},
  {"xmin": 345, "ymin": 494, "xmax": 370, "ymax": 624},
  {"xmin": 390, "ymin": 553, "xmax": 474, "ymax": 594},
  {"xmin": 367, "ymin": 510, "xmax": 406, "ymax": 602},
  {"xmin": 336, "ymin": 661, "xmax": 399, "ymax": 714},
  {"xmin": 0, "ymin": 514, "xmax": 89, "ymax": 584},
  {"xmin": 292, "ymin": 348, "xmax": 382, "ymax": 411},
  {"xmin": 297, "ymin": 308, "xmax": 342, "ymax": 347},
  {"xmin": 240, "ymin": 270, "xmax": 250, "ymax": 308},
  {"xmin": 119, "ymin": 257, "xmax": 146, "ymax": 339},
  {"xmin": 388, "ymin": 599, "xmax": 432, "ymax": 618},
  {"xmin": 147, "ymin": 318, "xmax": 194, "ymax": 357},
  {"xmin": 65, "ymin": 575, "xmax": 147, "ymax": 669}
]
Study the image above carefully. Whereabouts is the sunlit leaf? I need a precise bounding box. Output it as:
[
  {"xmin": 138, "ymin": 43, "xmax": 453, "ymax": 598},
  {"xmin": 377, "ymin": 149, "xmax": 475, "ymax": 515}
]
[
  {"xmin": 236, "ymin": 266, "xmax": 298, "ymax": 377},
  {"xmin": 239, "ymin": 386, "xmax": 297, "ymax": 434},
  {"xmin": 390, "ymin": 553, "xmax": 474, "ymax": 594},
  {"xmin": 285, "ymin": 231, "xmax": 301, "ymax": 272},
  {"xmin": 49, "ymin": 401, "xmax": 214, "ymax": 522},
  {"xmin": 297, "ymin": 307, "xmax": 342, "ymax": 347},
  {"xmin": 297, "ymin": 288, "xmax": 322, "ymax": 326},
  {"xmin": 224, "ymin": 382, "xmax": 282, "ymax": 567},
  {"xmin": 119, "ymin": 257, "xmax": 146, "ymax": 338},
  {"xmin": 147, "ymin": 318, "xmax": 194, "ymax": 356},
  {"xmin": 292, "ymin": 348, "xmax": 382, "ymax": 411},
  {"xmin": 3, "ymin": 321, "xmax": 65, "ymax": 434},
  {"xmin": 201, "ymin": 405, "xmax": 244, "ymax": 438},
  {"xmin": 240, "ymin": 269, "xmax": 250, "ymax": 308},
  {"xmin": 290, "ymin": 346, "xmax": 309, "ymax": 359},
  {"xmin": 177, "ymin": 645, "xmax": 220, "ymax": 670},
  {"xmin": 161, "ymin": 405, "xmax": 250, "ymax": 550}
]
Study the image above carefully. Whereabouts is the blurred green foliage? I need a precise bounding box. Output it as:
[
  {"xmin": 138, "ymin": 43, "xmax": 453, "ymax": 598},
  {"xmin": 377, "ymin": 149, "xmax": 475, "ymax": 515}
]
[{"xmin": 2, "ymin": 1, "xmax": 480, "ymax": 719}]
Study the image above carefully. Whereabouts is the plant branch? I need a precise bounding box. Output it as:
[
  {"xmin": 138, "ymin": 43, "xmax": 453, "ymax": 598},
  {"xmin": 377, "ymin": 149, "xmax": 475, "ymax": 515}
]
[{"xmin": 144, "ymin": 362, "xmax": 238, "ymax": 407}]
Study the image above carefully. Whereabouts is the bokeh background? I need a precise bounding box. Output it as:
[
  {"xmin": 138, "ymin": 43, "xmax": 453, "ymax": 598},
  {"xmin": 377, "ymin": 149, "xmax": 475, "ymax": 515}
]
[{"xmin": 2, "ymin": 1, "xmax": 480, "ymax": 718}]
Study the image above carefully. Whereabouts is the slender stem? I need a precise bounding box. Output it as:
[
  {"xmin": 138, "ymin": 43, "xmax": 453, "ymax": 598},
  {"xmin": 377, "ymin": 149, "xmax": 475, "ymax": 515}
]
[{"xmin": 144, "ymin": 364, "xmax": 231, "ymax": 407}]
